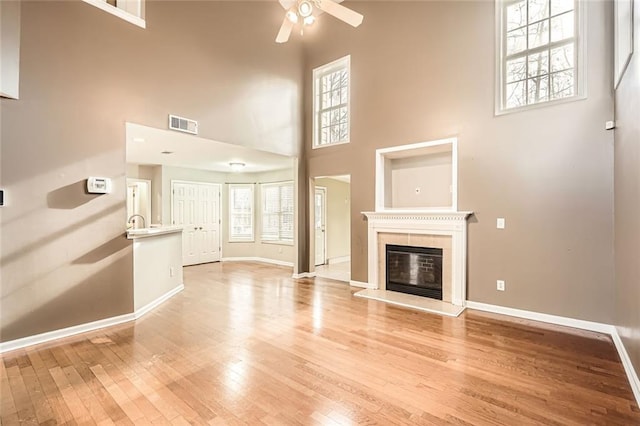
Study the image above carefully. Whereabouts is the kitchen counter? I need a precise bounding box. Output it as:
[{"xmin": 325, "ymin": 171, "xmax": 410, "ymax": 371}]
[{"xmin": 127, "ymin": 225, "xmax": 183, "ymax": 239}]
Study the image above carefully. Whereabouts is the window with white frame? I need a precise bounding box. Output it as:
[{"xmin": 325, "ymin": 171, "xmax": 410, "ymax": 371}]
[
  {"xmin": 229, "ymin": 184, "xmax": 254, "ymax": 242},
  {"xmin": 497, "ymin": 0, "xmax": 583, "ymax": 113},
  {"xmin": 261, "ymin": 182, "xmax": 294, "ymax": 243},
  {"xmin": 313, "ymin": 55, "xmax": 350, "ymax": 148}
]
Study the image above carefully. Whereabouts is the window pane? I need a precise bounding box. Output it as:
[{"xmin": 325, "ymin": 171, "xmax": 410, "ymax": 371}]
[
  {"xmin": 506, "ymin": 80, "xmax": 526, "ymax": 108},
  {"xmin": 507, "ymin": 27, "xmax": 527, "ymax": 55},
  {"xmin": 330, "ymin": 125, "xmax": 340, "ymax": 143},
  {"xmin": 507, "ymin": 1, "xmax": 526, "ymax": 30},
  {"xmin": 320, "ymin": 127, "xmax": 329, "ymax": 145},
  {"xmin": 321, "ymin": 92, "xmax": 330, "ymax": 109},
  {"xmin": 506, "ymin": 57, "xmax": 527, "ymax": 82},
  {"xmin": 550, "ymin": 43, "xmax": 574, "ymax": 71},
  {"xmin": 339, "ymin": 123, "xmax": 348, "ymax": 140},
  {"xmin": 528, "ymin": 0, "xmax": 549, "ymax": 23},
  {"xmin": 527, "ymin": 75, "xmax": 549, "ymax": 104},
  {"xmin": 322, "ymin": 111, "xmax": 330, "ymax": 127},
  {"xmin": 550, "ymin": 11, "xmax": 574, "ymax": 42},
  {"xmin": 550, "ymin": 69, "xmax": 574, "ymax": 99},
  {"xmin": 551, "ymin": 0, "xmax": 573, "ymax": 16},
  {"xmin": 331, "ymin": 89, "xmax": 341, "ymax": 107},
  {"xmin": 528, "ymin": 19, "xmax": 549, "ymax": 48},
  {"xmin": 321, "ymin": 75, "xmax": 330, "ymax": 93},
  {"xmin": 527, "ymin": 51, "xmax": 549, "ymax": 77}
]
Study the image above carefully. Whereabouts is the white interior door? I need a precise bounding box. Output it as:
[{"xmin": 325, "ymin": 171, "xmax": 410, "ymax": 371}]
[
  {"xmin": 315, "ymin": 187, "xmax": 326, "ymax": 266},
  {"xmin": 198, "ymin": 183, "xmax": 221, "ymax": 263},
  {"xmin": 172, "ymin": 181, "xmax": 221, "ymax": 266}
]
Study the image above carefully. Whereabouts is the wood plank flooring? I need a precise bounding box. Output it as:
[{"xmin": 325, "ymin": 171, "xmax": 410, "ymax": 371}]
[{"xmin": 1, "ymin": 261, "xmax": 639, "ymax": 425}]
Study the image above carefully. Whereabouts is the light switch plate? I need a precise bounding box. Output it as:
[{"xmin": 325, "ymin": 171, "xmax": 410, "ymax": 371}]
[{"xmin": 497, "ymin": 218, "xmax": 505, "ymax": 229}]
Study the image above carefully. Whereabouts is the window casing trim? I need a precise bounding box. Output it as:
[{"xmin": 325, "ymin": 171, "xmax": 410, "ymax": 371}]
[
  {"xmin": 312, "ymin": 55, "xmax": 351, "ymax": 149},
  {"xmin": 494, "ymin": 0, "xmax": 587, "ymax": 115},
  {"xmin": 228, "ymin": 184, "xmax": 255, "ymax": 243}
]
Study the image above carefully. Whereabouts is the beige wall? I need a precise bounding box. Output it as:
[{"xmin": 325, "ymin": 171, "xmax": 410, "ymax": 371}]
[
  {"xmin": 0, "ymin": 1, "xmax": 303, "ymax": 342},
  {"xmin": 614, "ymin": 0, "xmax": 640, "ymax": 387},
  {"xmin": 315, "ymin": 177, "xmax": 350, "ymax": 261},
  {"xmin": 304, "ymin": 1, "xmax": 615, "ymax": 323}
]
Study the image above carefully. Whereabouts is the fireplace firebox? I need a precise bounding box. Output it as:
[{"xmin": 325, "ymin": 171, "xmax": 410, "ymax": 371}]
[{"xmin": 385, "ymin": 244, "xmax": 443, "ymax": 300}]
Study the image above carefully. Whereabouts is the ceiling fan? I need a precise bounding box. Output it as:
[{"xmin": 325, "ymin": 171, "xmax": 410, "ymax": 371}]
[{"xmin": 276, "ymin": 0, "xmax": 364, "ymax": 43}]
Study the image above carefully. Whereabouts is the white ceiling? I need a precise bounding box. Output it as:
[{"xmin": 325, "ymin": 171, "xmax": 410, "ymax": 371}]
[{"xmin": 126, "ymin": 122, "xmax": 294, "ymax": 173}]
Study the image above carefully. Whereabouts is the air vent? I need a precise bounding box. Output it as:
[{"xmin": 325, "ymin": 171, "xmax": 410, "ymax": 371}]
[{"xmin": 168, "ymin": 114, "xmax": 198, "ymax": 135}]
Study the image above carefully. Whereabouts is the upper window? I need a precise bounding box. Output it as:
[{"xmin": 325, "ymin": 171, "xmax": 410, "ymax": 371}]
[
  {"xmin": 229, "ymin": 184, "xmax": 254, "ymax": 242},
  {"xmin": 261, "ymin": 182, "xmax": 294, "ymax": 244},
  {"xmin": 497, "ymin": 0, "xmax": 584, "ymax": 113},
  {"xmin": 312, "ymin": 56, "xmax": 350, "ymax": 148},
  {"xmin": 82, "ymin": 0, "xmax": 145, "ymax": 29}
]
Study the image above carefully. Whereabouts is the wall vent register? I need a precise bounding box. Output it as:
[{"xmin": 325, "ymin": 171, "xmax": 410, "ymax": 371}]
[
  {"xmin": 386, "ymin": 244, "xmax": 443, "ymax": 300},
  {"xmin": 169, "ymin": 114, "xmax": 198, "ymax": 135}
]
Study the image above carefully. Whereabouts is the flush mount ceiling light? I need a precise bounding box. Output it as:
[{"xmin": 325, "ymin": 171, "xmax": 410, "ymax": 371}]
[
  {"xmin": 229, "ymin": 162, "xmax": 246, "ymax": 172},
  {"xmin": 275, "ymin": 0, "xmax": 363, "ymax": 44}
]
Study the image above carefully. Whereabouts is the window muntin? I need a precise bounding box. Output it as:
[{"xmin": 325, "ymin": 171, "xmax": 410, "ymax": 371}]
[
  {"xmin": 229, "ymin": 184, "xmax": 254, "ymax": 242},
  {"xmin": 261, "ymin": 182, "xmax": 294, "ymax": 243},
  {"xmin": 313, "ymin": 56, "xmax": 350, "ymax": 148},
  {"xmin": 499, "ymin": 0, "xmax": 582, "ymax": 112}
]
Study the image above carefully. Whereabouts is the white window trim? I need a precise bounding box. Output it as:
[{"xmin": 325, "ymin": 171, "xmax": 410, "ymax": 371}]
[
  {"xmin": 495, "ymin": 0, "xmax": 587, "ymax": 115},
  {"xmin": 260, "ymin": 181, "xmax": 294, "ymax": 244},
  {"xmin": 82, "ymin": 0, "xmax": 146, "ymax": 29},
  {"xmin": 228, "ymin": 184, "xmax": 255, "ymax": 243},
  {"xmin": 312, "ymin": 55, "xmax": 351, "ymax": 149}
]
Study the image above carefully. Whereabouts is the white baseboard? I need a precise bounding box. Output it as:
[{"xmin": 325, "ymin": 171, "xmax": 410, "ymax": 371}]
[
  {"xmin": 465, "ymin": 301, "xmax": 615, "ymax": 334},
  {"xmin": 611, "ymin": 328, "xmax": 640, "ymax": 406},
  {"xmin": 0, "ymin": 284, "xmax": 184, "ymax": 354},
  {"xmin": 328, "ymin": 256, "xmax": 350, "ymax": 265},
  {"xmin": 135, "ymin": 284, "xmax": 184, "ymax": 320},
  {"xmin": 221, "ymin": 257, "xmax": 293, "ymax": 268},
  {"xmin": 292, "ymin": 272, "xmax": 316, "ymax": 279},
  {"xmin": 0, "ymin": 312, "xmax": 135, "ymax": 354},
  {"xmin": 466, "ymin": 300, "xmax": 640, "ymax": 408},
  {"xmin": 349, "ymin": 280, "xmax": 376, "ymax": 289}
]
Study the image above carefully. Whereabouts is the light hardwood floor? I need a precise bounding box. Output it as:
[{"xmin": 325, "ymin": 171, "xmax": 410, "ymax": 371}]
[{"xmin": 1, "ymin": 262, "xmax": 639, "ymax": 425}]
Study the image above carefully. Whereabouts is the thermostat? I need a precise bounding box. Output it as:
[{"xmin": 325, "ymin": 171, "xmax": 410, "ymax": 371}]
[{"xmin": 87, "ymin": 177, "xmax": 112, "ymax": 194}]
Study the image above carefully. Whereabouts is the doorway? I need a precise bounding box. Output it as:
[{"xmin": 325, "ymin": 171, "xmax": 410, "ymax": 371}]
[
  {"xmin": 171, "ymin": 180, "xmax": 221, "ymax": 266},
  {"xmin": 126, "ymin": 178, "xmax": 151, "ymax": 227},
  {"xmin": 313, "ymin": 175, "xmax": 350, "ymax": 282},
  {"xmin": 314, "ymin": 187, "xmax": 326, "ymax": 266}
]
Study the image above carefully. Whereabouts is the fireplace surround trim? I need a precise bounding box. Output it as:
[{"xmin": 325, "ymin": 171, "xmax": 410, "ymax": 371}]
[{"xmin": 362, "ymin": 211, "xmax": 473, "ymax": 307}]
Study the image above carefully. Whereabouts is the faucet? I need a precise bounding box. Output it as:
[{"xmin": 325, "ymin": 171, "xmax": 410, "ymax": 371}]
[{"xmin": 127, "ymin": 214, "xmax": 146, "ymax": 229}]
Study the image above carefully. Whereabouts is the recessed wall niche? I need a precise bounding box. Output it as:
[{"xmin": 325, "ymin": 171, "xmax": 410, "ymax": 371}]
[{"xmin": 375, "ymin": 137, "xmax": 457, "ymax": 212}]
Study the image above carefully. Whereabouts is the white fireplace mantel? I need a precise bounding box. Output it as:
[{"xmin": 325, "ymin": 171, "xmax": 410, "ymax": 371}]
[{"xmin": 362, "ymin": 211, "xmax": 473, "ymax": 307}]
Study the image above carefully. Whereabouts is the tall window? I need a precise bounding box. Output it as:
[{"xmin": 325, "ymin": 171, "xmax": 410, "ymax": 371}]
[
  {"xmin": 229, "ymin": 184, "xmax": 254, "ymax": 242},
  {"xmin": 261, "ymin": 182, "xmax": 294, "ymax": 243},
  {"xmin": 313, "ymin": 55, "xmax": 350, "ymax": 148},
  {"xmin": 497, "ymin": 0, "xmax": 584, "ymax": 113}
]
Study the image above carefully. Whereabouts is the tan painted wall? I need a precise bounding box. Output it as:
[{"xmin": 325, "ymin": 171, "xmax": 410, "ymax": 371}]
[
  {"xmin": 315, "ymin": 178, "xmax": 350, "ymax": 261},
  {"xmin": 304, "ymin": 1, "xmax": 615, "ymax": 322},
  {"xmin": 614, "ymin": 0, "xmax": 640, "ymax": 386},
  {"xmin": 0, "ymin": 0, "xmax": 303, "ymax": 342}
]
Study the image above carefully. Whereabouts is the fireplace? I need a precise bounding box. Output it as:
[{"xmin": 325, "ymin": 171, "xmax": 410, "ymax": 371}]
[{"xmin": 386, "ymin": 244, "xmax": 443, "ymax": 300}]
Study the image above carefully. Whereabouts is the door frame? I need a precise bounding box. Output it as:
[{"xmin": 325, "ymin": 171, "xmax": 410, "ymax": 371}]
[
  {"xmin": 314, "ymin": 186, "xmax": 327, "ymax": 266},
  {"xmin": 126, "ymin": 178, "xmax": 151, "ymax": 224},
  {"xmin": 170, "ymin": 180, "xmax": 222, "ymax": 262}
]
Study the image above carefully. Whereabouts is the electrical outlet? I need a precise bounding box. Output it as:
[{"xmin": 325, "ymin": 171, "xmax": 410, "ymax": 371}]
[
  {"xmin": 170, "ymin": 267, "xmax": 174, "ymax": 277},
  {"xmin": 497, "ymin": 218, "xmax": 505, "ymax": 229},
  {"xmin": 497, "ymin": 280, "xmax": 505, "ymax": 291}
]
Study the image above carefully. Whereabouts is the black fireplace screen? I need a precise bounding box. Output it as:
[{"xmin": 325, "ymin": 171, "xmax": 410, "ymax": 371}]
[{"xmin": 385, "ymin": 244, "xmax": 443, "ymax": 300}]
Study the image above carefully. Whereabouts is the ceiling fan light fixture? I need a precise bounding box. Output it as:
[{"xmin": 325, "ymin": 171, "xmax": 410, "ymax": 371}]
[
  {"xmin": 303, "ymin": 15, "xmax": 315, "ymax": 25},
  {"xmin": 286, "ymin": 9, "xmax": 298, "ymax": 23},
  {"xmin": 229, "ymin": 162, "xmax": 246, "ymax": 172},
  {"xmin": 298, "ymin": 1, "xmax": 313, "ymax": 18}
]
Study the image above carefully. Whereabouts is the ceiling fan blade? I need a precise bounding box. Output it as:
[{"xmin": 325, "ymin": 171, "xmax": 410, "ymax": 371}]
[
  {"xmin": 315, "ymin": 0, "xmax": 363, "ymax": 27},
  {"xmin": 276, "ymin": 17, "xmax": 294, "ymax": 43}
]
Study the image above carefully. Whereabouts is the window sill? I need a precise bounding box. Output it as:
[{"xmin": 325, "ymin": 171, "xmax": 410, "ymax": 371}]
[
  {"xmin": 495, "ymin": 94, "xmax": 587, "ymax": 117},
  {"xmin": 228, "ymin": 239, "xmax": 255, "ymax": 244},
  {"xmin": 312, "ymin": 140, "xmax": 350, "ymax": 150},
  {"xmin": 261, "ymin": 240, "xmax": 294, "ymax": 246},
  {"xmin": 82, "ymin": 0, "xmax": 146, "ymax": 28}
]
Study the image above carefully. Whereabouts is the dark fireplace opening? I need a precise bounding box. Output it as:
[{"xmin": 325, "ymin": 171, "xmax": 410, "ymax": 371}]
[{"xmin": 385, "ymin": 244, "xmax": 443, "ymax": 300}]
